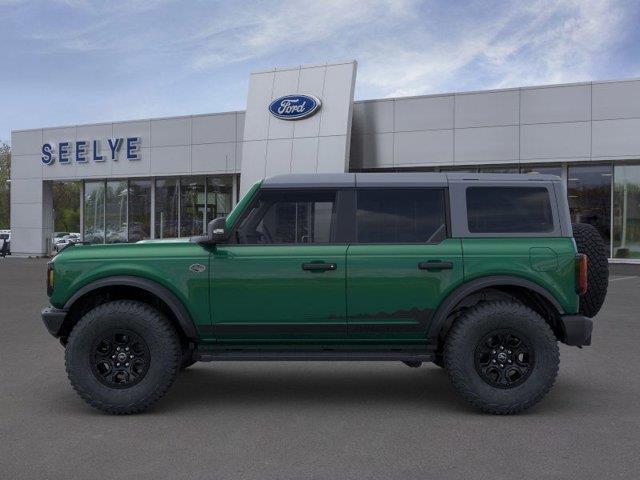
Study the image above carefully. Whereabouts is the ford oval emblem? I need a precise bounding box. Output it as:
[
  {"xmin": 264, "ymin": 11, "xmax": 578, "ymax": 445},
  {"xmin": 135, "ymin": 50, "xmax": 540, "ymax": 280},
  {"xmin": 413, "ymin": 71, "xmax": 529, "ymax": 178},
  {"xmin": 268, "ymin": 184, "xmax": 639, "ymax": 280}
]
[{"xmin": 268, "ymin": 94, "xmax": 321, "ymax": 120}]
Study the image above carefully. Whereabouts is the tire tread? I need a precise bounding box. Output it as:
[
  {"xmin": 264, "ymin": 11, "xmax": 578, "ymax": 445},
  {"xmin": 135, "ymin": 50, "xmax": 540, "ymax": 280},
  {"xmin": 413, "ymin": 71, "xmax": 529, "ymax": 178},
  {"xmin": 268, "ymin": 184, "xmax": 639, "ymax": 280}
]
[
  {"xmin": 444, "ymin": 301, "xmax": 559, "ymax": 415},
  {"xmin": 65, "ymin": 300, "xmax": 181, "ymax": 415}
]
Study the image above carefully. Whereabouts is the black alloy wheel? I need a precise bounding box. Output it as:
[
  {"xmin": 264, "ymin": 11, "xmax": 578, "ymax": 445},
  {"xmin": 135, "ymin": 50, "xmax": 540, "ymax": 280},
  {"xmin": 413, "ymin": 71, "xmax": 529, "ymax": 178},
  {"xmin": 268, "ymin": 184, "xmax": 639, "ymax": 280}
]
[
  {"xmin": 92, "ymin": 330, "xmax": 150, "ymax": 388},
  {"xmin": 474, "ymin": 329, "xmax": 533, "ymax": 388}
]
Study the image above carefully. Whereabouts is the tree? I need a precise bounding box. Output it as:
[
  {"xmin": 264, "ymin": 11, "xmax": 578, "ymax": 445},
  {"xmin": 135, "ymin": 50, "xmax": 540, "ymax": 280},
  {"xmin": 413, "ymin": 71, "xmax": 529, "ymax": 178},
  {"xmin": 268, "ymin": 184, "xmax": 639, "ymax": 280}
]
[
  {"xmin": 0, "ymin": 142, "xmax": 10, "ymax": 229},
  {"xmin": 52, "ymin": 181, "xmax": 80, "ymax": 232}
]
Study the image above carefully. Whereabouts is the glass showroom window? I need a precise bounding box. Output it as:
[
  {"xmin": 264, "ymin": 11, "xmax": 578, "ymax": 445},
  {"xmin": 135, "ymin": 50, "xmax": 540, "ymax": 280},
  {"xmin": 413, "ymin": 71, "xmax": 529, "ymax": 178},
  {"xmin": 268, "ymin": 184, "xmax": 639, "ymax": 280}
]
[
  {"xmin": 105, "ymin": 181, "xmax": 128, "ymax": 244},
  {"xmin": 477, "ymin": 165, "xmax": 519, "ymax": 173},
  {"xmin": 520, "ymin": 164, "xmax": 562, "ymax": 177},
  {"xmin": 613, "ymin": 165, "xmax": 640, "ymax": 259},
  {"xmin": 83, "ymin": 181, "xmax": 105, "ymax": 244},
  {"xmin": 206, "ymin": 176, "xmax": 234, "ymax": 222},
  {"xmin": 155, "ymin": 178, "xmax": 180, "ymax": 239},
  {"xmin": 568, "ymin": 164, "xmax": 612, "ymax": 246},
  {"xmin": 128, "ymin": 179, "xmax": 151, "ymax": 242},
  {"xmin": 180, "ymin": 176, "xmax": 206, "ymax": 237}
]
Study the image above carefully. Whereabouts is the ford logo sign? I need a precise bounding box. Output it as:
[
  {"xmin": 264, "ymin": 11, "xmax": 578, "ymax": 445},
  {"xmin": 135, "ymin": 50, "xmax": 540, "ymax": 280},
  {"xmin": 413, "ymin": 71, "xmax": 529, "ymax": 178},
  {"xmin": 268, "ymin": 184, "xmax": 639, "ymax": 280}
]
[{"xmin": 268, "ymin": 94, "xmax": 321, "ymax": 120}]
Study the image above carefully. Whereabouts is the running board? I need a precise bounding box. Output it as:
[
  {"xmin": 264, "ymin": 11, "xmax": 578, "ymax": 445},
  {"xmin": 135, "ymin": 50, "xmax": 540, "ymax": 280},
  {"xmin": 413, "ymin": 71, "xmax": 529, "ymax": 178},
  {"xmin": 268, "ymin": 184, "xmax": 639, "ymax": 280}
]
[{"xmin": 194, "ymin": 350, "xmax": 434, "ymax": 362}]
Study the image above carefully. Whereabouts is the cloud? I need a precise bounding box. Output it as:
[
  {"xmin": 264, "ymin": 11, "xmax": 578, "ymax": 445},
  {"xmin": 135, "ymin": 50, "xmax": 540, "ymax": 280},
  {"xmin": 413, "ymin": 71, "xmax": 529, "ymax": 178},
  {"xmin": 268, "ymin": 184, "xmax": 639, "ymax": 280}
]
[
  {"xmin": 184, "ymin": 0, "xmax": 631, "ymax": 98},
  {"xmin": 355, "ymin": 0, "xmax": 628, "ymax": 97},
  {"xmin": 189, "ymin": 0, "xmax": 415, "ymax": 70},
  {"xmin": 12, "ymin": 0, "xmax": 632, "ymax": 96}
]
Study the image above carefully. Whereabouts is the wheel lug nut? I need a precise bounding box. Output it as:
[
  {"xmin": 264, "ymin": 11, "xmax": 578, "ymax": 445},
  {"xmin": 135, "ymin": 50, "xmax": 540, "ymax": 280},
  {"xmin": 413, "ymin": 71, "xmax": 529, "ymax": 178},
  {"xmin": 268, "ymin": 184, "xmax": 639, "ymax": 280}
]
[
  {"xmin": 507, "ymin": 350, "xmax": 511, "ymax": 354},
  {"xmin": 508, "ymin": 360, "xmax": 512, "ymax": 363},
  {"xmin": 130, "ymin": 355, "xmax": 134, "ymax": 359},
  {"xmin": 116, "ymin": 347, "xmax": 120, "ymax": 351},
  {"xmin": 116, "ymin": 363, "xmax": 120, "ymax": 366},
  {"xmin": 492, "ymin": 359, "xmax": 496, "ymax": 363},
  {"xmin": 492, "ymin": 350, "xmax": 496, "ymax": 354},
  {"xmin": 500, "ymin": 364, "xmax": 504, "ymax": 368},
  {"xmin": 112, "ymin": 355, "xmax": 116, "ymax": 359},
  {"xmin": 125, "ymin": 363, "xmax": 129, "ymax": 367},
  {"xmin": 125, "ymin": 347, "xmax": 129, "ymax": 351},
  {"xmin": 500, "ymin": 346, "xmax": 504, "ymax": 350}
]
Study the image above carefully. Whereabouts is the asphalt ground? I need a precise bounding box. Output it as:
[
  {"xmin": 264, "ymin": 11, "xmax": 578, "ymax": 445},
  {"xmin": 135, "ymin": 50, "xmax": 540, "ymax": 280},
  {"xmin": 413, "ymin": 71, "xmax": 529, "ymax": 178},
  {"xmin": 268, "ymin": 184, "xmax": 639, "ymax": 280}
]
[{"xmin": 1, "ymin": 258, "xmax": 639, "ymax": 479}]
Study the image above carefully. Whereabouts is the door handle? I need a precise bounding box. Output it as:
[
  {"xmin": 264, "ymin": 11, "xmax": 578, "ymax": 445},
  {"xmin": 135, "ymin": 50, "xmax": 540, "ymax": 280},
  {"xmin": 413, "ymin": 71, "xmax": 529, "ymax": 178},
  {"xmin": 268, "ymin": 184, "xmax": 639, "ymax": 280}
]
[
  {"xmin": 302, "ymin": 262, "xmax": 337, "ymax": 272},
  {"xmin": 418, "ymin": 261, "xmax": 453, "ymax": 271}
]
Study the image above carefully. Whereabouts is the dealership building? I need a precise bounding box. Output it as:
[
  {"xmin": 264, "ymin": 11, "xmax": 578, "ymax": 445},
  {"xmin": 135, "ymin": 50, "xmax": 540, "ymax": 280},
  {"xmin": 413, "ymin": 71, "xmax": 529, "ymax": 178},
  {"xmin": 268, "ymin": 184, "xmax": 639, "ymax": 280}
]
[{"xmin": 10, "ymin": 59, "xmax": 640, "ymax": 261}]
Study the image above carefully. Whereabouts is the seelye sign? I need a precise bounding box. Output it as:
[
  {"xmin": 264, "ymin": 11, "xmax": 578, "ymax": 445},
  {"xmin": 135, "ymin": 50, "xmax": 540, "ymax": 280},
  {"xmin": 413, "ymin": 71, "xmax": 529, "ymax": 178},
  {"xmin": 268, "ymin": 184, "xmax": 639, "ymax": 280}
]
[
  {"xmin": 41, "ymin": 137, "xmax": 141, "ymax": 165},
  {"xmin": 268, "ymin": 94, "xmax": 321, "ymax": 120}
]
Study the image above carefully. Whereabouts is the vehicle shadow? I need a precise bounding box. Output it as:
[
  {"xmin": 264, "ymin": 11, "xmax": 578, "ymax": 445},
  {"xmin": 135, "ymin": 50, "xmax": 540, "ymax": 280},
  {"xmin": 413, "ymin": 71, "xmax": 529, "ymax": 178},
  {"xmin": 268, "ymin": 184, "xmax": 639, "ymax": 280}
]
[{"xmin": 158, "ymin": 363, "xmax": 471, "ymax": 413}]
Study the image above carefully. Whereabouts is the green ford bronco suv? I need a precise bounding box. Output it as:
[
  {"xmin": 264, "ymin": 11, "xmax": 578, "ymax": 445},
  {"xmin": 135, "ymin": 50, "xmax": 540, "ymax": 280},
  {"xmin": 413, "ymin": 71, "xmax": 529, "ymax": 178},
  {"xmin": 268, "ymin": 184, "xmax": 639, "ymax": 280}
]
[{"xmin": 42, "ymin": 173, "xmax": 608, "ymax": 415}]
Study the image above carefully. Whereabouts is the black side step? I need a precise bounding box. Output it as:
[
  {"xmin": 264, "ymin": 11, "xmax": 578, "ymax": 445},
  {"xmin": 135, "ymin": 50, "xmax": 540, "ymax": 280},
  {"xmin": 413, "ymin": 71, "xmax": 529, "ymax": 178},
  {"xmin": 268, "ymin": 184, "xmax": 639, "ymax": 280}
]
[{"xmin": 194, "ymin": 350, "xmax": 434, "ymax": 362}]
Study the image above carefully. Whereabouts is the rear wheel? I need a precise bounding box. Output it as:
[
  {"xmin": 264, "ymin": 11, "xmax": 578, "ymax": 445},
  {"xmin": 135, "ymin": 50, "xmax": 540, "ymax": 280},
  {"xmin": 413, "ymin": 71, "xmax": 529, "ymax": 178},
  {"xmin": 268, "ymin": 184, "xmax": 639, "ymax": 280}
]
[
  {"xmin": 65, "ymin": 300, "xmax": 181, "ymax": 414},
  {"xmin": 572, "ymin": 222, "xmax": 609, "ymax": 318},
  {"xmin": 444, "ymin": 301, "xmax": 559, "ymax": 414}
]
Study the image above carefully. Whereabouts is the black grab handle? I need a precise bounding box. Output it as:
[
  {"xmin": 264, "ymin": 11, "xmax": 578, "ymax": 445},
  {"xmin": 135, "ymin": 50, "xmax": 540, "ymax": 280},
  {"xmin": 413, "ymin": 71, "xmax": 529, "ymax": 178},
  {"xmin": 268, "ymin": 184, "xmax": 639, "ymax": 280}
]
[
  {"xmin": 418, "ymin": 261, "xmax": 453, "ymax": 271},
  {"xmin": 302, "ymin": 263, "xmax": 337, "ymax": 272}
]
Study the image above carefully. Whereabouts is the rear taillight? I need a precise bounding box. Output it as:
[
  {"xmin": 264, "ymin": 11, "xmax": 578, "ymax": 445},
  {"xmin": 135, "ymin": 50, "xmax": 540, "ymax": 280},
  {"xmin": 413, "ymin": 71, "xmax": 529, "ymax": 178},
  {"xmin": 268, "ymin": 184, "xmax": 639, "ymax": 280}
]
[
  {"xmin": 47, "ymin": 262, "xmax": 54, "ymax": 296},
  {"xmin": 576, "ymin": 254, "xmax": 588, "ymax": 295}
]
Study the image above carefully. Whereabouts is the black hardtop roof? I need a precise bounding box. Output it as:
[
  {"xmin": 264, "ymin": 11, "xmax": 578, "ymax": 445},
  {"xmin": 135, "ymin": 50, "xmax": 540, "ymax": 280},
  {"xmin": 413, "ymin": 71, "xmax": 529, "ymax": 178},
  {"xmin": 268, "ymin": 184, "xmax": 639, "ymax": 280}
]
[{"xmin": 262, "ymin": 172, "xmax": 562, "ymax": 188}]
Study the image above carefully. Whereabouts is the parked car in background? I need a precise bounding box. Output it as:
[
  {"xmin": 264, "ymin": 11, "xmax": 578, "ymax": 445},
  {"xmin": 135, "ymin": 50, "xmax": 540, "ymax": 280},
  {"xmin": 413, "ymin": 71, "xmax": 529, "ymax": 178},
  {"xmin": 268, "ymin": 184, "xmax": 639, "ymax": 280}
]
[
  {"xmin": 0, "ymin": 229, "xmax": 10, "ymax": 257},
  {"xmin": 52, "ymin": 232, "xmax": 70, "ymax": 248},
  {"xmin": 54, "ymin": 234, "xmax": 81, "ymax": 252}
]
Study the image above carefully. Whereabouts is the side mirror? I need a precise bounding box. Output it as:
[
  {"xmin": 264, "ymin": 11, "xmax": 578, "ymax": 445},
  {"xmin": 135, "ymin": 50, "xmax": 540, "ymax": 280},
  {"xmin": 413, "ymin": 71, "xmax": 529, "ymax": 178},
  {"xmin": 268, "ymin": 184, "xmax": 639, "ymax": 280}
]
[
  {"xmin": 192, "ymin": 217, "xmax": 228, "ymax": 245},
  {"xmin": 208, "ymin": 217, "xmax": 228, "ymax": 244}
]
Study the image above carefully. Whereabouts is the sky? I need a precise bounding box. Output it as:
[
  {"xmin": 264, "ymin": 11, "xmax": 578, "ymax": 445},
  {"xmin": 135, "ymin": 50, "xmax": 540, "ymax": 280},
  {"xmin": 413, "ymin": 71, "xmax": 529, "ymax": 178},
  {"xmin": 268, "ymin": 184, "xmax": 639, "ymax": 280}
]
[{"xmin": 1, "ymin": 0, "xmax": 639, "ymax": 143}]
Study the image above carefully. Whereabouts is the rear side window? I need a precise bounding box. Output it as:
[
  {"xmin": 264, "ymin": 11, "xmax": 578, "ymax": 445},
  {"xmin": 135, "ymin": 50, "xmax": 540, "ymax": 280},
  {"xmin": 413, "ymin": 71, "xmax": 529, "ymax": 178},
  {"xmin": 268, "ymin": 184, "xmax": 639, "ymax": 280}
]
[
  {"xmin": 466, "ymin": 187, "xmax": 554, "ymax": 233},
  {"xmin": 356, "ymin": 188, "xmax": 447, "ymax": 243}
]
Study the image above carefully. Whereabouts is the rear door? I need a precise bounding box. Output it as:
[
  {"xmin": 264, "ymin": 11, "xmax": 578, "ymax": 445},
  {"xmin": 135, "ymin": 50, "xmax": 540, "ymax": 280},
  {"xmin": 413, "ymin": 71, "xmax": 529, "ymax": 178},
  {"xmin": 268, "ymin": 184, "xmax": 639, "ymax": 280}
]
[{"xmin": 346, "ymin": 187, "xmax": 464, "ymax": 341}]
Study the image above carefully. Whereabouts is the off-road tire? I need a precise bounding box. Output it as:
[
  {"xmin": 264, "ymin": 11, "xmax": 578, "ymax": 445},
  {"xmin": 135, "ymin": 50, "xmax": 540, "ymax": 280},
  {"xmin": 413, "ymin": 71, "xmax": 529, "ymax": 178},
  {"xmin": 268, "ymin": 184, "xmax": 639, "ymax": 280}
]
[
  {"xmin": 65, "ymin": 300, "xmax": 181, "ymax": 414},
  {"xmin": 572, "ymin": 222, "xmax": 609, "ymax": 318},
  {"xmin": 444, "ymin": 301, "xmax": 559, "ymax": 414}
]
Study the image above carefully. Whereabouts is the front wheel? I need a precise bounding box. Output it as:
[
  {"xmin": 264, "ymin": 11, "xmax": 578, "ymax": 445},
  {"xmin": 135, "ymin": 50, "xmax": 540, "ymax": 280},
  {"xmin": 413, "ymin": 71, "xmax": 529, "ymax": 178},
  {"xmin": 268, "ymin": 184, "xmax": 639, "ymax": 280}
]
[
  {"xmin": 444, "ymin": 301, "xmax": 559, "ymax": 414},
  {"xmin": 65, "ymin": 300, "xmax": 181, "ymax": 414}
]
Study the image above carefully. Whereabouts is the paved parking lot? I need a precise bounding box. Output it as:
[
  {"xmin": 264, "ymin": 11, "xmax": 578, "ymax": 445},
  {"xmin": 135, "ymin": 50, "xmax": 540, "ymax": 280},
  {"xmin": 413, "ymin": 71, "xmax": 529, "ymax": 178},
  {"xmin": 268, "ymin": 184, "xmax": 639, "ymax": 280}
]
[{"xmin": 1, "ymin": 258, "xmax": 639, "ymax": 479}]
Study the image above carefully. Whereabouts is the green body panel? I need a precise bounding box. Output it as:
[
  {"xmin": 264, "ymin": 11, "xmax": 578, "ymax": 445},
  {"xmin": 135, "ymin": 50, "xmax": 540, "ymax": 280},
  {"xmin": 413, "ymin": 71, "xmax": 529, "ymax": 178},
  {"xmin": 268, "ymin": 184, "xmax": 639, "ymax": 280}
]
[
  {"xmin": 346, "ymin": 239, "xmax": 464, "ymax": 342},
  {"xmin": 461, "ymin": 238, "xmax": 579, "ymax": 314},
  {"xmin": 210, "ymin": 244, "xmax": 347, "ymax": 342},
  {"xmin": 50, "ymin": 241, "xmax": 212, "ymax": 332}
]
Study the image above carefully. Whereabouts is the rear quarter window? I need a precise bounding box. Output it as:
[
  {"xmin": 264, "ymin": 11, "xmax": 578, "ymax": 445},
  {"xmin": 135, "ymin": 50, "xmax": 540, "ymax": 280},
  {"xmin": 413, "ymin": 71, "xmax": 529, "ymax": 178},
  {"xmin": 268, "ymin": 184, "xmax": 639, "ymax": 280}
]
[{"xmin": 466, "ymin": 186, "xmax": 554, "ymax": 233}]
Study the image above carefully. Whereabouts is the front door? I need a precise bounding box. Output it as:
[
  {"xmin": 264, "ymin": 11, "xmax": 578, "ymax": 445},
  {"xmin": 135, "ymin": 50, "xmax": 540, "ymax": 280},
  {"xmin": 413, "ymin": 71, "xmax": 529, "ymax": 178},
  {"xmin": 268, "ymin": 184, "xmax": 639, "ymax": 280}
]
[
  {"xmin": 346, "ymin": 188, "xmax": 464, "ymax": 341},
  {"xmin": 210, "ymin": 188, "xmax": 348, "ymax": 342}
]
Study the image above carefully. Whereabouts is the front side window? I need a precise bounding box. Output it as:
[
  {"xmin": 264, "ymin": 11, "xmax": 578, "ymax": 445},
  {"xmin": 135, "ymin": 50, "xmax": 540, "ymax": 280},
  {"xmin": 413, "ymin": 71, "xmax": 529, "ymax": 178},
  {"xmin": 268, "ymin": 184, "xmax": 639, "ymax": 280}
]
[
  {"xmin": 356, "ymin": 188, "xmax": 446, "ymax": 243},
  {"xmin": 235, "ymin": 190, "xmax": 337, "ymax": 244},
  {"xmin": 466, "ymin": 186, "xmax": 554, "ymax": 233}
]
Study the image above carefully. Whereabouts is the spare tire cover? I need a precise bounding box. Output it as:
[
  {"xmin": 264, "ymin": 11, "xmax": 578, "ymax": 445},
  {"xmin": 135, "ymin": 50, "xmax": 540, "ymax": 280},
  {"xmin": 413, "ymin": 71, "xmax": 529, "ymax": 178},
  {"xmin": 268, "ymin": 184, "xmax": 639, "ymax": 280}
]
[{"xmin": 572, "ymin": 223, "xmax": 609, "ymax": 318}]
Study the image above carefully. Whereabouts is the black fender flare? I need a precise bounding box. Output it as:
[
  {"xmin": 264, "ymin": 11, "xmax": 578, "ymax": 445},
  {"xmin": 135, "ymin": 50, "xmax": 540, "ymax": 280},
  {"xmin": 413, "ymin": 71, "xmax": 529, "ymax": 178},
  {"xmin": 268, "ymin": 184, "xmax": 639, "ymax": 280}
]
[
  {"xmin": 426, "ymin": 275, "xmax": 565, "ymax": 342},
  {"xmin": 63, "ymin": 276, "xmax": 198, "ymax": 340}
]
